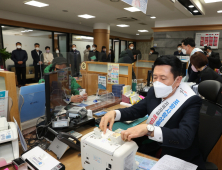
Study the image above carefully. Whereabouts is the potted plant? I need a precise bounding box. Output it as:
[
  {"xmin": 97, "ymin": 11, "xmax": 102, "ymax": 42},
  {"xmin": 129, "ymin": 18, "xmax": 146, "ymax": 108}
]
[{"xmin": 0, "ymin": 48, "xmax": 11, "ymax": 69}]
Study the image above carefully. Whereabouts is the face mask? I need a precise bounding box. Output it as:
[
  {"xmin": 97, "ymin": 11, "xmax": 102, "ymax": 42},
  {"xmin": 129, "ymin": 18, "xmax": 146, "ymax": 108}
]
[
  {"xmin": 56, "ymin": 50, "xmax": 59, "ymax": 53},
  {"xmin": 109, "ymin": 51, "xmax": 111, "ymax": 53},
  {"xmin": 150, "ymin": 51, "xmax": 153, "ymax": 54},
  {"xmin": 17, "ymin": 45, "xmax": 21, "ymax": 49},
  {"xmin": 92, "ymin": 47, "xmax": 95, "ymax": 51},
  {"xmin": 73, "ymin": 48, "xmax": 76, "ymax": 50},
  {"xmin": 130, "ymin": 46, "xmax": 134, "ymax": 50},
  {"xmin": 36, "ymin": 47, "xmax": 40, "ymax": 51},
  {"xmin": 182, "ymin": 49, "xmax": 186, "ymax": 55},
  {"xmin": 153, "ymin": 78, "xmax": 178, "ymax": 98},
  {"xmin": 191, "ymin": 65, "xmax": 198, "ymax": 72},
  {"xmin": 178, "ymin": 47, "xmax": 182, "ymax": 51},
  {"xmin": 46, "ymin": 50, "xmax": 50, "ymax": 53},
  {"xmin": 208, "ymin": 52, "xmax": 211, "ymax": 55},
  {"xmin": 104, "ymin": 49, "xmax": 106, "ymax": 52}
]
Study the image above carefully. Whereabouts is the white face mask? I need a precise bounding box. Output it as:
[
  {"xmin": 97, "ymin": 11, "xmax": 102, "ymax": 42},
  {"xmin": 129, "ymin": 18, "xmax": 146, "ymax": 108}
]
[
  {"xmin": 92, "ymin": 47, "xmax": 95, "ymax": 51},
  {"xmin": 178, "ymin": 47, "xmax": 182, "ymax": 51},
  {"xmin": 36, "ymin": 47, "xmax": 39, "ymax": 51},
  {"xmin": 182, "ymin": 49, "xmax": 186, "ymax": 55},
  {"xmin": 17, "ymin": 45, "xmax": 21, "ymax": 49},
  {"xmin": 150, "ymin": 51, "xmax": 153, "ymax": 54},
  {"xmin": 56, "ymin": 50, "xmax": 59, "ymax": 53},
  {"xmin": 130, "ymin": 46, "xmax": 134, "ymax": 50},
  {"xmin": 208, "ymin": 52, "xmax": 211, "ymax": 55},
  {"xmin": 153, "ymin": 78, "xmax": 178, "ymax": 98},
  {"xmin": 104, "ymin": 49, "xmax": 106, "ymax": 52},
  {"xmin": 72, "ymin": 48, "xmax": 76, "ymax": 50}
]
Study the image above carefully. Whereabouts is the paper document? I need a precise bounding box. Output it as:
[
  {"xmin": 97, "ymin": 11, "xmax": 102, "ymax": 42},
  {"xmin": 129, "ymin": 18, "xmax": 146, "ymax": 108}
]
[
  {"xmin": 151, "ymin": 155, "xmax": 197, "ymax": 170},
  {"xmin": 90, "ymin": 56, "xmax": 96, "ymax": 60},
  {"xmin": 0, "ymin": 90, "xmax": 8, "ymax": 118}
]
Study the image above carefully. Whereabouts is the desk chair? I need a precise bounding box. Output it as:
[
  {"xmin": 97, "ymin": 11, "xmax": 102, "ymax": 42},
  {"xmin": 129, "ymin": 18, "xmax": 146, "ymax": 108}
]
[{"xmin": 198, "ymin": 80, "xmax": 222, "ymax": 170}]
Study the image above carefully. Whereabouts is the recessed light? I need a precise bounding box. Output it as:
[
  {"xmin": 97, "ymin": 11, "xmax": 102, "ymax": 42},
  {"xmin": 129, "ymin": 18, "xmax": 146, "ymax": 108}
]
[
  {"xmin": 193, "ymin": 10, "xmax": 199, "ymax": 13},
  {"xmin": 204, "ymin": 0, "xmax": 222, "ymax": 3},
  {"xmin": 24, "ymin": 0, "xmax": 49, "ymax": 7},
  {"xmin": 28, "ymin": 30, "xmax": 33, "ymax": 31},
  {"xmin": 189, "ymin": 5, "xmax": 194, "ymax": 8},
  {"xmin": 138, "ymin": 30, "xmax": 149, "ymax": 32},
  {"xmin": 136, "ymin": 34, "xmax": 139, "ymax": 35},
  {"xmin": 217, "ymin": 10, "xmax": 222, "ymax": 13},
  {"xmin": 78, "ymin": 14, "xmax": 95, "ymax": 19},
  {"xmin": 1, "ymin": 26, "xmax": 4, "ymax": 27},
  {"xmin": 150, "ymin": 16, "xmax": 156, "ymax": 19},
  {"xmin": 117, "ymin": 24, "xmax": 130, "ymax": 27},
  {"xmin": 124, "ymin": 7, "xmax": 140, "ymax": 12}
]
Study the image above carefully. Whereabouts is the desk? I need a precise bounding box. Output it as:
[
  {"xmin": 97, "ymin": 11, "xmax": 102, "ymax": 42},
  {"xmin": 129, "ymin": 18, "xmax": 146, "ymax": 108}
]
[{"xmin": 0, "ymin": 104, "xmax": 158, "ymax": 170}]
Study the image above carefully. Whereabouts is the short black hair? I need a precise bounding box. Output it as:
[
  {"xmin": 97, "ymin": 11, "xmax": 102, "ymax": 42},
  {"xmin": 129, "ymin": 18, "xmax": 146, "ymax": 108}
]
[
  {"xmin": 72, "ymin": 44, "xmax": 76, "ymax": 47},
  {"xmin": 154, "ymin": 55, "xmax": 182, "ymax": 79},
  {"xmin": 177, "ymin": 44, "xmax": 182, "ymax": 47},
  {"xmin": 102, "ymin": 46, "xmax": 106, "ymax": 49},
  {"xmin": 92, "ymin": 44, "xmax": 97, "ymax": 48},
  {"xmin": 181, "ymin": 37, "xmax": 195, "ymax": 47},
  {"xmin": 16, "ymin": 42, "xmax": 22, "ymax": 45},
  {"xmin": 128, "ymin": 43, "xmax": 134, "ymax": 47},
  {"xmin": 45, "ymin": 46, "xmax": 50, "ymax": 50},
  {"xmin": 207, "ymin": 47, "xmax": 212, "ymax": 50},
  {"xmin": 34, "ymin": 43, "xmax": 40, "ymax": 46},
  {"xmin": 150, "ymin": 47, "xmax": 155, "ymax": 51},
  {"xmin": 86, "ymin": 45, "xmax": 90, "ymax": 49}
]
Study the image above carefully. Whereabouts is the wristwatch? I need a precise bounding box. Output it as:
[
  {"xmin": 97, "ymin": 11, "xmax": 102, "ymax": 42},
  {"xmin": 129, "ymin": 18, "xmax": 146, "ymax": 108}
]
[{"xmin": 147, "ymin": 124, "xmax": 155, "ymax": 136}]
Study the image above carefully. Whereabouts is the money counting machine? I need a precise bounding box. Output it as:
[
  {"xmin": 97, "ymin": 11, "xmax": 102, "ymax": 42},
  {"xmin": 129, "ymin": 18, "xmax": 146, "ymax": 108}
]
[{"xmin": 81, "ymin": 127, "xmax": 139, "ymax": 170}]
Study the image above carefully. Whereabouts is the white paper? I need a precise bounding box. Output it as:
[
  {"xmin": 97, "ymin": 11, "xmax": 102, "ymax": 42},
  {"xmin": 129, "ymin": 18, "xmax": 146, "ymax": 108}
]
[
  {"xmin": 151, "ymin": 155, "xmax": 197, "ymax": 170},
  {"xmin": 0, "ymin": 90, "xmax": 8, "ymax": 118}
]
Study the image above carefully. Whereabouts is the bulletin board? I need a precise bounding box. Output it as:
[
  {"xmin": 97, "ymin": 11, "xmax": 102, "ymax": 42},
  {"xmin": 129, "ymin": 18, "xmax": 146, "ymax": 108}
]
[{"xmin": 195, "ymin": 32, "xmax": 220, "ymax": 49}]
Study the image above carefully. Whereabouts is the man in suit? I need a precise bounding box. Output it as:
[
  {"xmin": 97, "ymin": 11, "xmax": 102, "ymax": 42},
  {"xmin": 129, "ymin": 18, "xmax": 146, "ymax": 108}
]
[
  {"xmin": 150, "ymin": 47, "xmax": 159, "ymax": 55},
  {"xmin": 174, "ymin": 44, "xmax": 185, "ymax": 56},
  {"xmin": 11, "ymin": 42, "xmax": 28, "ymax": 87},
  {"xmin": 206, "ymin": 47, "xmax": 221, "ymax": 70},
  {"xmin": 31, "ymin": 43, "xmax": 43, "ymax": 82},
  {"xmin": 89, "ymin": 44, "xmax": 99, "ymax": 61},
  {"xmin": 68, "ymin": 44, "xmax": 81, "ymax": 77},
  {"xmin": 100, "ymin": 56, "xmax": 205, "ymax": 170}
]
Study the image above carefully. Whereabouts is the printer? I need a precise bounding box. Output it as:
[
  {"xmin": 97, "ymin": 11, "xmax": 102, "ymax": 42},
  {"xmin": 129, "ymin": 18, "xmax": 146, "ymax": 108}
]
[
  {"xmin": 0, "ymin": 117, "xmax": 19, "ymax": 168},
  {"xmin": 81, "ymin": 127, "xmax": 138, "ymax": 170}
]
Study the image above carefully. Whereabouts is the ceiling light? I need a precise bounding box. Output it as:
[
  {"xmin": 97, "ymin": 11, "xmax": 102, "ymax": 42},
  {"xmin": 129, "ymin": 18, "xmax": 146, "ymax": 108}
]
[
  {"xmin": 1, "ymin": 26, "xmax": 4, "ymax": 27},
  {"xmin": 204, "ymin": 0, "xmax": 222, "ymax": 3},
  {"xmin": 193, "ymin": 10, "xmax": 199, "ymax": 13},
  {"xmin": 117, "ymin": 24, "xmax": 130, "ymax": 27},
  {"xmin": 136, "ymin": 34, "xmax": 139, "ymax": 35},
  {"xmin": 124, "ymin": 7, "xmax": 140, "ymax": 12},
  {"xmin": 189, "ymin": 5, "xmax": 194, "ymax": 8},
  {"xmin": 28, "ymin": 30, "xmax": 33, "ymax": 31},
  {"xmin": 138, "ymin": 30, "xmax": 149, "ymax": 32},
  {"xmin": 150, "ymin": 16, "xmax": 156, "ymax": 19},
  {"xmin": 24, "ymin": 0, "xmax": 49, "ymax": 7},
  {"xmin": 78, "ymin": 14, "xmax": 95, "ymax": 19},
  {"xmin": 217, "ymin": 10, "xmax": 222, "ymax": 13}
]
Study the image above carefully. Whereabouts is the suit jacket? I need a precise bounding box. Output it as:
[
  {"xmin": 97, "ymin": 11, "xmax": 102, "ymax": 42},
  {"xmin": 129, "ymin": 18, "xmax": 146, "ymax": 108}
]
[
  {"xmin": 118, "ymin": 87, "xmax": 205, "ymax": 169},
  {"xmin": 208, "ymin": 51, "xmax": 221, "ymax": 70},
  {"xmin": 68, "ymin": 50, "xmax": 81, "ymax": 76},
  {"xmin": 11, "ymin": 49, "xmax": 28, "ymax": 67},
  {"xmin": 31, "ymin": 50, "xmax": 42, "ymax": 66},
  {"xmin": 174, "ymin": 51, "xmax": 185, "ymax": 56},
  {"xmin": 197, "ymin": 67, "xmax": 222, "ymax": 84}
]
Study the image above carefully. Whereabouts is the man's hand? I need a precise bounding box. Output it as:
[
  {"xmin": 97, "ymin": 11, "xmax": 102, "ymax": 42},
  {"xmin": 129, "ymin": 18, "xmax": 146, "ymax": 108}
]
[
  {"xmin": 71, "ymin": 95, "xmax": 83, "ymax": 103},
  {"xmin": 48, "ymin": 62, "xmax": 51, "ymax": 65},
  {"xmin": 206, "ymin": 54, "xmax": 209, "ymax": 57},
  {"xmin": 18, "ymin": 61, "xmax": 23, "ymax": 64},
  {"xmin": 91, "ymin": 59, "xmax": 94, "ymax": 61},
  {"xmin": 39, "ymin": 61, "xmax": 43, "ymax": 64},
  {"xmin": 82, "ymin": 93, "xmax": 88, "ymax": 100},
  {"xmin": 99, "ymin": 111, "xmax": 116, "ymax": 134},
  {"xmin": 121, "ymin": 124, "xmax": 149, "ymax": 141}
]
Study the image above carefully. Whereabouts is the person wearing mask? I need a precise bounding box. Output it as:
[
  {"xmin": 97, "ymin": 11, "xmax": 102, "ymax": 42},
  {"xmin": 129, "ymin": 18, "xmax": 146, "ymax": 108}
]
[
  {"xmin": 101, "ymin": 46, "xmax": 109, "ymax": 62},
  {"xmin": 149, "ymin": 47, "xmax": 159, "ymax": 55},
  {"xmin": 53, "ymin": 48, "xmax": 64, "ymax": 58},
  {"xmin": 83, "ymin": 45, "xmax": 90, "ymax": 61},
  {"xmin": 43, "ymin": 46, "xmax": 54, "ymax": 66},
  {"xmin": 191, "ymin": 52, "xmax": 222, "ymax": 84},
  {"xmin": 11, "ymin": 42, "xmax": 28, "ymax": 87},
  {"xmin": 100, "ymin": 55, "xmax": 205, "ymax": 170},
  {"xmin": 203, "ymin": 46, "xmax": 208, "ymax": 56},
  {"xmin": 109, "ymin": 49, "xmax": 115, "ymax": 62},
  {"xmin": 128, "ymin": 43, "xmax": 134, "ymax": 50},
  {"xmin": 128, "ymin": 43, "xmax": 142, "ymax": 60},
  {"xmin": 174, "ymin": 44, "xmax": 185, "ymax": 56},
  {"xmin": 31, "ymin": 43, "xmax": 43, "ymax": 82},
  {"xmin": 89, "ymin": 44, "xmax": 99, "ymax": 61},
  {"xmin": 68, "ymin": 44, "xmax": 81, "ymax": 77},
  {"xmin": 206, "ymin": 47, "xmax": 221, "ymax": 70},
  {"xmin": 181, "ymin": 37, "xmax": 203, "ymax": 82},
  {"xmin": 41, "ymin": 57, "xmax": 88, "ymax": 103}
]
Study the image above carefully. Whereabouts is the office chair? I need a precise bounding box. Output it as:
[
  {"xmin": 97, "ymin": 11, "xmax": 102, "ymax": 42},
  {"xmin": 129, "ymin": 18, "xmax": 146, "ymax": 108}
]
[{"xmin": 198, "ymin": 80, "xmax": 222, "ymax": 170}]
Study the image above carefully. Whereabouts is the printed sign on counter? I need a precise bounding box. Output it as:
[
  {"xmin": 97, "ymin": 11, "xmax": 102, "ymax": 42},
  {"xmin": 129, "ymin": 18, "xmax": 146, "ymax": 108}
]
[
  {"xmin": 98, "ymin": 75, "xmax": 107, "ymax": 90},
  {"xmin": 107, "ymin": 64, "xmax": 119, "ymax": 85}
]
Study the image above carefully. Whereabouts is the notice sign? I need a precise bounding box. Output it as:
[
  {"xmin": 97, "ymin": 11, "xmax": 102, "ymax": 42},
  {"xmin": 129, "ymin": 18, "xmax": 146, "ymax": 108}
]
[
  {"xmin": 195, "ymin": 32, "xmax": 220, "ymax": 49},
  {"xmin": 121, "ymin": 0, "xmax": 148, "ymax": 14},
  {"xmin": 98, "ymin": 75, "xmax": 107, "ymax": 90},
  {"xmin": 107, "ymin": 63, "xmax": 119, "ymax": 84}
]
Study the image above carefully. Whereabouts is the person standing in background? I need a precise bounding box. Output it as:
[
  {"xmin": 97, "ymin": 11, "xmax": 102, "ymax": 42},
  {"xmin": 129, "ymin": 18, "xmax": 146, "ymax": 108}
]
[
  {"xmin": 89, "ymin": 44, "xmax": 99, "ymax": 61},
  {"xmin": 83, "ymin": 45, "xmax": 90, "ymax": 61},
  {"xmin": 53, "ymin": 48, "xmax": 64, "ymax": 58},
  {"xmin": 11, "ymin": 42, "xmax": 28, "ymax": 87},
  {"xmin": 43, "ymin": 46, "xmax": 54, "ymax": 66},
  {"xmin": 68, "ymin": 44, "xmax": 81, "ymax": 77},
  {"xmin": 109, "ymin": 49, "xmax": 115, "ymax": 62},
  {"xmin": 149, "ymin": 47, "xmax": 159, "ymax": 55},
  {"xmin": 101, "ymin": 46, "xmax": 109, "ymax": 62},
  {"xmin": 206, "ymin": 47, "xmax": 221, "ymax": 70},
  {"xmin": 31, "ymin": 43, "xmax": 43, "ymax": 82},
  {"xmin": 174, "ymin": 44, "xmax": 185, "ymax": 56}
]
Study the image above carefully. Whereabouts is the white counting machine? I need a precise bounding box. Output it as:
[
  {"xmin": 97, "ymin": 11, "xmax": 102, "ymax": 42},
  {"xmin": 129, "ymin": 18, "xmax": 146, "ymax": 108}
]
[
  {"xmin": 0, "ymin": 117, "xmax": 19, "ymax": 168},
  {"xmin": 81, "ymin": 127, "xmax": 139, "ymax": 170}
]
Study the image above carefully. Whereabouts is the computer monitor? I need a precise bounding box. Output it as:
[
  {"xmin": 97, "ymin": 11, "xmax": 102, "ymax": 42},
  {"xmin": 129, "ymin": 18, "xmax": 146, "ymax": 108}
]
[{"xmin": 44, "ymin": 67, "xmax": 72, "ymax": 123}]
